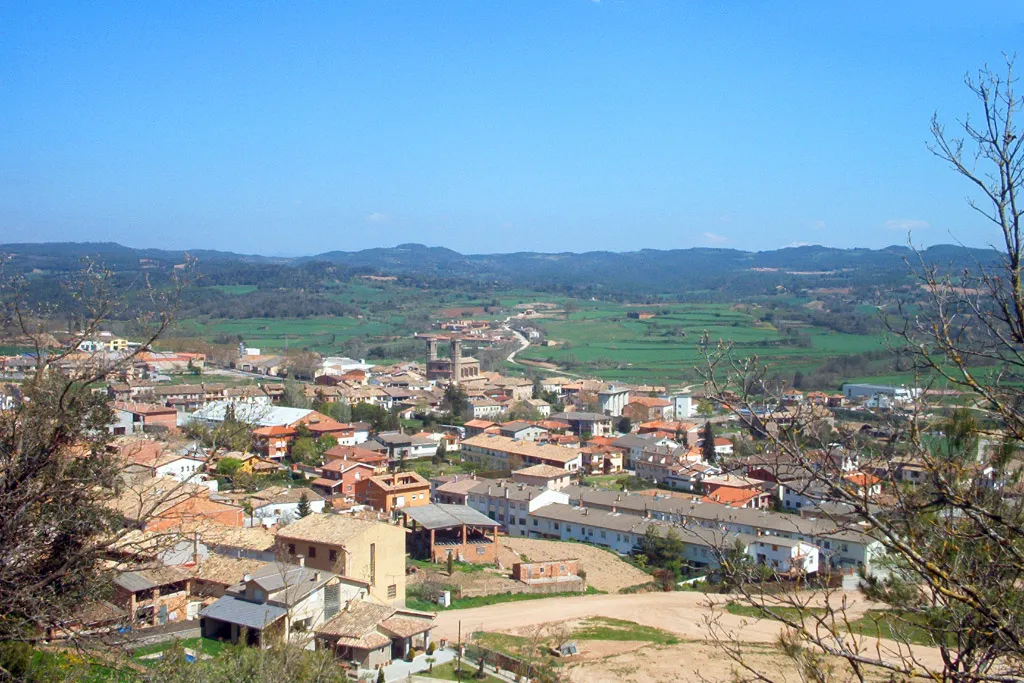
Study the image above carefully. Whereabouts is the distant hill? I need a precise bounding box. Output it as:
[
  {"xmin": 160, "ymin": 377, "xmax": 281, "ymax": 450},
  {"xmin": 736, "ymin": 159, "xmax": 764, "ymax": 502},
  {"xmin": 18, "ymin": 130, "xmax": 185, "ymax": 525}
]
[{"xmin": 0, "ymin": 240, "xmax": 1001, "ymax": 298}]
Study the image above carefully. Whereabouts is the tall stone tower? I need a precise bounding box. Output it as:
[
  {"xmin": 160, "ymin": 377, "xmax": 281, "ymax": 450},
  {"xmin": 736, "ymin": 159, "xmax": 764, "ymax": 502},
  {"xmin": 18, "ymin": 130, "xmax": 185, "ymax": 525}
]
[{"xmin": 451, "ymin": 338, "xmax": 463, "ymax": 381}]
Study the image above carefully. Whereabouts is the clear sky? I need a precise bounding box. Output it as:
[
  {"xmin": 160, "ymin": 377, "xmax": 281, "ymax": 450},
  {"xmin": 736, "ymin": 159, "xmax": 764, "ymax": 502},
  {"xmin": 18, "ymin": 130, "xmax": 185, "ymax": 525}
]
[{"xmin": 1, "ymin": 2, "xmax": 1020, "ymax": 256}]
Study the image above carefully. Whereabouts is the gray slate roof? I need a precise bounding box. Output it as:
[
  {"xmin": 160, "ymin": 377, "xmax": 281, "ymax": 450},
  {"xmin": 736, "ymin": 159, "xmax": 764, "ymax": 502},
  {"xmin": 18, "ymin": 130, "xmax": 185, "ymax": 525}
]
[
  {"xmin": 403, "ymin": 503, "xmax": 502, "ymax": 530},
  {"xmin": 200, "ymin": 597, "xmax": 288, "ymax": 630}
]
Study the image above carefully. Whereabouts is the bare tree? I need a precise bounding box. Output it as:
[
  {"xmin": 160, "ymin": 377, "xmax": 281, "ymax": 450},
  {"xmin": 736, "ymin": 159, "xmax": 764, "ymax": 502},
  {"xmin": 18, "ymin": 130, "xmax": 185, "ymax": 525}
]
[
  {"xmin": 700, "ymin": 59, "xmax": 1024, "ymax": 683},
  {"xmin": 0, "ymin": 259, "xmax": 198, "ymax": 654}
]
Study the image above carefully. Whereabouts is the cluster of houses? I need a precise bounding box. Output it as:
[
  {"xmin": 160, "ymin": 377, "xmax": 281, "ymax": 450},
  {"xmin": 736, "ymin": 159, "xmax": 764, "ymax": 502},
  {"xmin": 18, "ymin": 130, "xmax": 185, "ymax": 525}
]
[{"xmin": 9, "ymin": 326, "xmax": 1003, "ymax": 675}]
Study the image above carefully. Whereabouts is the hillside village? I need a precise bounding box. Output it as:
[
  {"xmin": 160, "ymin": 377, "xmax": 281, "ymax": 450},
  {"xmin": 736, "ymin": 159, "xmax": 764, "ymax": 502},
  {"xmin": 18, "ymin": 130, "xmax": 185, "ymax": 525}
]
[{"xmin": 0, "ymin": 311, "xmax": 1004, "ymax": 681}]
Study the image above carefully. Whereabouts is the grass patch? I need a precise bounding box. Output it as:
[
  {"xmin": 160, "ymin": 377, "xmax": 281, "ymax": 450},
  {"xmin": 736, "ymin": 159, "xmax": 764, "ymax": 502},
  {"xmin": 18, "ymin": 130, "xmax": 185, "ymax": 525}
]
[
  {"xmin": 408, "ymin": 586, "xmax": 604, "ymax": 612},
  {"xmin": 419, "ymin": 660, "xmax": 504, "ymax": 682},
  {"xmin": 473, "ymin": 632, "xmax": 532, "ymax": 657},
  {"xmin": 132, "ymin": 637, "xmax": 227, "ymax": 660},
  {"xmin": 724, "ymin": 602, "xmax": 827, "ymax": 622},
  {"xmin": 845, "ymin": 610, "xmax": 948, "ymax": 647},
  {"xmin": 407, "ymin": 558, "xmax": 492, "ymax": 574},
  {"xmin": 573, "ymin": 617, "xmax": 679, "ymax": 645}
]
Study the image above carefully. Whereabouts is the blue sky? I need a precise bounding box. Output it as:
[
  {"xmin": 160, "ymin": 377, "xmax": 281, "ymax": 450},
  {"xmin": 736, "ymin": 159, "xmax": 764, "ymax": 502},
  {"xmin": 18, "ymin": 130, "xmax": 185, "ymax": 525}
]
[{"xmin": 1, "ymin": 2, "xmax": 1020, "ymax": 256}]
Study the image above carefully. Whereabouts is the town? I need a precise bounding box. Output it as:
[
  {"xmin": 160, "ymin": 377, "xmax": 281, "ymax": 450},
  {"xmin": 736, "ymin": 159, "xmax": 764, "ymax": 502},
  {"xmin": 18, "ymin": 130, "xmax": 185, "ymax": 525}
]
[
  {"xmin": 1, "ymin": 312, "xmax": 992, "ymax": 682},
  {"xmin": 2, "ymin": 4, "xmax": 1021, "ymax": 681}
]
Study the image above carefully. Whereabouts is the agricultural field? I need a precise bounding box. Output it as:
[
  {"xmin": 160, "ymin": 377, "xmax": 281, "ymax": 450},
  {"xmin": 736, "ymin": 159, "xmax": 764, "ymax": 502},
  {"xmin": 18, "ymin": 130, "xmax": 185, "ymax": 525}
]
[
  {"xmin": 163, "ymin": 281, "xmax": 931, "ymax": 389},
  {"xmin": 516, "ymin": 302, "xmax": 889, "ymax": 385},
  {"xmin": 175, "ymin": 316, "xmax": 400, "ymax": 354}
]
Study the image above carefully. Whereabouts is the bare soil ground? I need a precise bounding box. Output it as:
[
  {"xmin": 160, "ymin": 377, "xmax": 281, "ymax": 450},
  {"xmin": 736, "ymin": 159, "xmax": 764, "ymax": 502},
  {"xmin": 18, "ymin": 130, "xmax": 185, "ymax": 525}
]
[
  {"xmin": 500, "ymin": 537, "xmax": 652, "ymax": 593},
  {"xmin": 435, "ymin": 591, "xmax": 946, "ymax": 683}
]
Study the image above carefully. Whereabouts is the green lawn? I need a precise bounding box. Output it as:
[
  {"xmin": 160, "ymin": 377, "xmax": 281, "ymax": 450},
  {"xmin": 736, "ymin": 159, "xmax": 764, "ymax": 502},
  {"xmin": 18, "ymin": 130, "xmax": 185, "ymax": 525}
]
[{"xmin": 419, "ymin": 660, "xmax": 504, "ymax": 682}]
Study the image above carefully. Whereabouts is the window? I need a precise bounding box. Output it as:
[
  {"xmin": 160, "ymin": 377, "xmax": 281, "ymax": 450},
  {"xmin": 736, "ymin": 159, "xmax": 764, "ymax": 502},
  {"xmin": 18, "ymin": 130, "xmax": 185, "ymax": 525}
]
[
  {"xmin": 329, "ymin": 549, "xmax": 338, "ymax": 562},
  {"xmin": 308, "ymin": 546, "xmax": 317, "ymax": 558},
  {"xmin": 387, "ymin": 584, "xmax": 397, "ymax": 599},
  {"xmin": 287, "ymin": 543, "xmax": 296, "ymax": 555},
  {"xmin": 519, "ymin": 518, "xmax": 526, "ymax": 526},
  {"xmin": 533, "ymin": 519, "xmax": 538, "ymax": 527},
  {"xmin": 553, "ymin": 523, "xmax": 560, "ymax": 530},
  {"xmin": 565, "ymin": 525, "xmax": 572, "ymax": 532}
]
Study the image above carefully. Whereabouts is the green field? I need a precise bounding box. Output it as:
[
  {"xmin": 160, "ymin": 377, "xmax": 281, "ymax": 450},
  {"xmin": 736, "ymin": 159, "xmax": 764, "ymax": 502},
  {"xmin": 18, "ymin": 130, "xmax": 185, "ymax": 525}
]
[
  {"xmin": 176, "ymin": 316, "xmax": 399, "ymax": 353},
  {"xmin": 517, "ymin": 303, "xmax": 888, "ymax": 384},
  {"xmin": 168, "ymin": 284, "xmax": 926, "ymax": 389}
]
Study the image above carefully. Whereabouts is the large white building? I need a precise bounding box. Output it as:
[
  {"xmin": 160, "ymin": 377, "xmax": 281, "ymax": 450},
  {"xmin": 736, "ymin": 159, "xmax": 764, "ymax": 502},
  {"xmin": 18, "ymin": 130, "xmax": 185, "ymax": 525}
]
[
  {"xmin": 597, "ymin": 387, "xmax": 631, "ymax": 417},
  {"xmin": 528, "ymin": 503, "xmax": 819, "ymax": 575}
]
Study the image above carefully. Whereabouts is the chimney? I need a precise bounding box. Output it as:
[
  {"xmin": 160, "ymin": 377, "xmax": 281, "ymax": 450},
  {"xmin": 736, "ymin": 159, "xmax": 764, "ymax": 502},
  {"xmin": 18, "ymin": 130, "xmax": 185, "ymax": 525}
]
[
  {"xmin": 504, "ymin": 488, "xmax": 510, "ymax": 499},
  {"xmin": 313, "ymin": 571, "xmax": 320, "ymax": 581},
  {"xmin": 297, "ymin": 556, "xmax": 305, "ymax": 568}
]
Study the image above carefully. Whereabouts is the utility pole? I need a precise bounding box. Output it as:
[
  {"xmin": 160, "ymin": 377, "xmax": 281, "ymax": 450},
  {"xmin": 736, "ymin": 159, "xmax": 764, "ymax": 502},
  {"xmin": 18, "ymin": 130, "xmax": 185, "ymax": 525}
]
[{"xmin": 457, "ymin": 620, "xmax": 462, "ymax": 680}]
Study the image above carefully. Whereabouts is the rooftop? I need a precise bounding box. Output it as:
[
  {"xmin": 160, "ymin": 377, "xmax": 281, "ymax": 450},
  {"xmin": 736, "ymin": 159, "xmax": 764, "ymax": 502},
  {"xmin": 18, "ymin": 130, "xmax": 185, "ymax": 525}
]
[
  {"xmin": 276, "ymin": 513, "xmax": 400, "ymax": 547},
  {"xmin": 513, "ymin": 464, "xmax": 572, "ymax": 479},
  {"xmin": 462, "ymin": 434, "xmax": 582, "ymax": 465},
  {"xmin": 403, "ymin": 503, "xmax": 502, "ymax": 530}
]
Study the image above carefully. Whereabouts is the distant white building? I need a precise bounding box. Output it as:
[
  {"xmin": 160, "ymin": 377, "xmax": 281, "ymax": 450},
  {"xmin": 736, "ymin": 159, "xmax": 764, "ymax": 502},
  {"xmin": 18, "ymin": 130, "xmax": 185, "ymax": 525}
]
[
  {"xmin": 317, "ymin": 357, "xmax": 375, "ymax": 378},
  {"xmin": 665, "ymin": 394, "xmax": 696, "ymax": 419},
  {"xmin": 598, "ymin": 387, "xmax": 630, "ymax": 417},
  {"xmin": 842, "ymin": 384, "xmax": 920, "ymax": 405}
]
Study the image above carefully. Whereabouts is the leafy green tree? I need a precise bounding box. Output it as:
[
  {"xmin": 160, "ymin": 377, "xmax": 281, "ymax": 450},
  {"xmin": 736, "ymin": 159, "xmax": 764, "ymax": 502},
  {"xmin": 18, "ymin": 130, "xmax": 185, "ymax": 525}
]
[
  {"xmin": 216, "ymin": 456, "xmax": 244, "ymax": 477},
  {"xmin": 352, "ymin": 402, "xmax": 399, "ymax": 432},
  {"xmin": 315, "ymin": 400, "xmax": 352, "ymax": 423},
  {"xmin": 506, "ymin": 401, "xmax": 541, "ymax": 421},
  {"xmin": 290, "ymin": 436, "xmax": 318, "ymax": 465},
  {"xmin": 701, "ymin": 421, "xmax": 717, "ymax": 465},
  {"xmin": 281, "ymin": 380, "xmax": 312, "ymax": 409},
  {"xmin": 297, "ymin": 492, "xmax": 312, "ymax": 518},
  {"xmin": 434, "ymin": 439, "xmax": 447, "ymax": 465},
  {"xmin": 616, "ymin": 416, "xmax": 632, "ymax": 434},
  {"xmin": 442, "ymin": 383, "xmax": 472, "ymax": 422},
  {"xmin": 241, "ymin": 499, "xmax": 255, "ymax": 526},
  {"xmin": 317, "ymin": 434, "xmax": 338, "ymax": 456}
]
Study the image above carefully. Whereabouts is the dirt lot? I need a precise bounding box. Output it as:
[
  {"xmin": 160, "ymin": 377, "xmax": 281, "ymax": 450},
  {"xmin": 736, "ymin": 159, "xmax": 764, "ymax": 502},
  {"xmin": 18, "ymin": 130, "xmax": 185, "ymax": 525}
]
[
  {"xmin": 500, "ymin": 537, "xmax": 651, "ymax": 593},
  {"xmin": 435, "ymin": 591, "xmax": 945, "ymax": 683}
]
